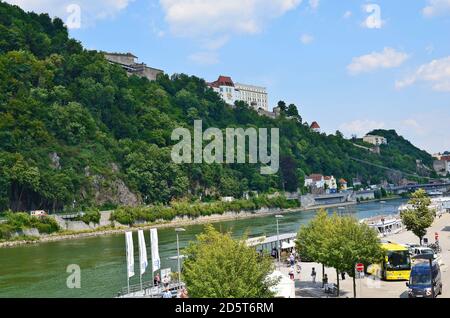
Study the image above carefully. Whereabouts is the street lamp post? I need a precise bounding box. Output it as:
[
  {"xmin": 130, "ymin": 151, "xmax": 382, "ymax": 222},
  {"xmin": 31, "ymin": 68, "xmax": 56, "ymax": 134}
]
[
  {"xmin": 175, "ymin": 228, "xmax": 185, "ymax": 288},
  {"xmin": 380, "ymin": 201, "xmax": 386, "ymax": 236},
  {"xmin": 275, "ymin": 215, "xmax": 283, "ymax": 270}
]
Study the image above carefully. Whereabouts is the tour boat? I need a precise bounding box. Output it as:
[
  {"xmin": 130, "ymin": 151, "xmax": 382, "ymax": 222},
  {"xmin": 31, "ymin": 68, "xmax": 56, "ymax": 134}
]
[{"xmin": 361, "ymin": 215, "xmax": 404, "ymax": 238}]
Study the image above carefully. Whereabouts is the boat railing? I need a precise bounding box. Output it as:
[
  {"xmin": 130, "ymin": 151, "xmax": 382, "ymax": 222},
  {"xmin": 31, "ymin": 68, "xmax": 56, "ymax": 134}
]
[{"xmin": 118, "ymin": 281, "xmax": 185, "ymax": 298}]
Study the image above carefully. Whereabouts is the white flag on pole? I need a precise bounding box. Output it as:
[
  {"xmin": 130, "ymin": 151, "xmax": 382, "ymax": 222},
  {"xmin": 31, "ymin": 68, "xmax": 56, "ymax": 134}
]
[
  {"xmin": 150, "ymin": 228, "xmax": 161, "ymax": 272},
  {"xmin": 138, "ymin": 229, "xmax": 148, "ymax": 275},
  {"xmin": 125, "ymin": 231, "xmax": 135, "ymax": 278}
]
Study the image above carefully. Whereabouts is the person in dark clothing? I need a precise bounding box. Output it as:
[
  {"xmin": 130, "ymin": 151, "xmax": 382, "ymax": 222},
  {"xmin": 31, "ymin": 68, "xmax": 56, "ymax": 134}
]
[
  {"xmin": 322, "ymin": 274, "xmax": 328, "ymax": 288},
  {"xmin": 341, "ymin": 272, "xmax": 346, "ymax": 280},
  {"xmin": 311, "ymin": 268, "xmax": 317, "ymax": 284},
  {"xmin": 271, "ymin": 248, "xmax": 278, "ymax": 259}
]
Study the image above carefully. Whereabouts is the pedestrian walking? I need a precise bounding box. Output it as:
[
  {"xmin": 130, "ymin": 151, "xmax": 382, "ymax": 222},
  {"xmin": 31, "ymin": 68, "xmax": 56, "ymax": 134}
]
[
  {"xmin": 322, "ymin": 274, "xmax": 328, "ymax": 289},
  {"xmin": 162, "ymin": 275, "xmax": 169, "ymax": 288},
  {"xmin": 311, "ymin": 267, "xmax": 317, "ymax": 284},
  {"xmin": 289, "ymin": 253, "xmax": 295, "ymax": 267},
  {"xmin": 341, "ymin": 272, "xmax": 346, "ymax": 280},
  {"xmin": 271, "ymin": 248, "xmax": 278, "ymax": 259},
  {"xmin": 289, "ymin": 267, "xmax": 295, "ymax": 281},
  {"xmin": 296, "ymin": 260, "xmax": 302, "ymax": 274},
  {"xmin": 154, "ymin": 273, "xmax": 161, "ymax": 286}
]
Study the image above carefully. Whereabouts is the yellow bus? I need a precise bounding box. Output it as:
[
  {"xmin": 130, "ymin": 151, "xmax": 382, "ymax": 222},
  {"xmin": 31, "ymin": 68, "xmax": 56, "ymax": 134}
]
[{"xmin": 367, "ymin": 242, "xmax": 411, "ymax": 281}]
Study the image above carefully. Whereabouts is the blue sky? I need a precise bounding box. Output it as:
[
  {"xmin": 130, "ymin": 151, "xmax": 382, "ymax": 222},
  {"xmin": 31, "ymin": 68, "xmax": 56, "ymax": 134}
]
[{"xmin": 7, "ymin": 0, "xmax": 450, "ymax": 153}]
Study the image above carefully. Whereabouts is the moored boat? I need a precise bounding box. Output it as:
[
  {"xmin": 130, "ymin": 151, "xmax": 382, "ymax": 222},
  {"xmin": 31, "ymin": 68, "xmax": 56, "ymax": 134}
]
[{"xmin": 361, "ymin": 215, "xmax": 404, "ymax": 237}]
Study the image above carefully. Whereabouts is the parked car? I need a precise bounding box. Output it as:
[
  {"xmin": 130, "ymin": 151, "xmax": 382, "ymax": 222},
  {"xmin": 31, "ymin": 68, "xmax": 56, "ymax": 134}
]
[
  {"xmin": 404, "ymin": 243, "xmax": 421, "ymax": 255},
  {"xmin": 412, "ymin": 247, "xmax": 438, "ymax": 260},
  {"xmin": 407, "ymin": 260, "xmax": 442, "ymax": 298}
]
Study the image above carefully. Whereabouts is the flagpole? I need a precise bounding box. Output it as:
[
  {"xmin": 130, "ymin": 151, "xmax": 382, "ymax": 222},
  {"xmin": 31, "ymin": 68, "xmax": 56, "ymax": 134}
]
[
  {"xmin": 125, "ymin": 233, "xmax": 130, "ymax": 294},
  {"xmin": 152, "ymin": 267, "xmax": 155, "ymax": 288}
]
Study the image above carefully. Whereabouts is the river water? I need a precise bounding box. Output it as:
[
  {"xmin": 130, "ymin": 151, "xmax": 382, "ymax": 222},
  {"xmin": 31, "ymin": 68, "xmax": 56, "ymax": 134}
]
[{"xmin": 0, "ymin": 199, "xmax": 406, "ymax": 298}]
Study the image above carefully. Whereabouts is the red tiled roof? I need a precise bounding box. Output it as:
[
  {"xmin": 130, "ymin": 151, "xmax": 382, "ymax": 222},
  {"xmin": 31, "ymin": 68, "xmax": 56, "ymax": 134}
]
[
  {"xmin": 209, "ymin": 75, "xmax": 235, "ymax": 88},
  {"xmin": 324, "ymin": 176, "xmax": 331, "ymax": 180},
  {"xmin": 310, "ymin": 121, "xmax": 320, "ymax": 129},
  {"xmin": 308, "ymin": 174, "xmax": 324, "ymax": 182},
  {"xmin": 441, "ymin": 155, "xmax": 450, "ymax": 161},
  {"xmin": 339, "ymin": 178, "xmax": 347, "ymax": 183}
]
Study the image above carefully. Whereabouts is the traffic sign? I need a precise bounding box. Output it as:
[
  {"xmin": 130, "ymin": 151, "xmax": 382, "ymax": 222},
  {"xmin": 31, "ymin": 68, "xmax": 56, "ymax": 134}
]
[{"xmin": 356, "ymin": 263, "xmax": 364, "ymax": 272}]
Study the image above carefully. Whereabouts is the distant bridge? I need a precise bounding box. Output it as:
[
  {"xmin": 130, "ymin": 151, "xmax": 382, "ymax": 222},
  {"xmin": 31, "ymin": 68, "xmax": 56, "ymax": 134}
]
[{"xmin": 388, "ymin": 183, "xmax": 450, "ymax": 194}]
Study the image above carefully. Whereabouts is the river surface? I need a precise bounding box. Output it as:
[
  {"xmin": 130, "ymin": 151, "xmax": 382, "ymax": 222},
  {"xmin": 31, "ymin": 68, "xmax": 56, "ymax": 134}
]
[{"xmin": 0, "ymin": 199, "xmax": 406, "ymax": 298}]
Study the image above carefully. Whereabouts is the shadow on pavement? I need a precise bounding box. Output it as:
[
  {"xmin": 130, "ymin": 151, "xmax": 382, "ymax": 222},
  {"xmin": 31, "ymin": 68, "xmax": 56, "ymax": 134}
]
[
  {"xmin": 399, "ymin": 291, "xmax": 409, "ymax": 298},
  {"xmin": 295, "ymin": 280, "xmax": 351, "ymax": 298}
]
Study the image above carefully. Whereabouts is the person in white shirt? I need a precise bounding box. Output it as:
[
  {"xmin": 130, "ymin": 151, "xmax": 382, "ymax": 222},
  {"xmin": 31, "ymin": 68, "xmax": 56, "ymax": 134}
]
[{"xmin": 162, "ymin": 288, "xmax": 172, "ymax": 298}]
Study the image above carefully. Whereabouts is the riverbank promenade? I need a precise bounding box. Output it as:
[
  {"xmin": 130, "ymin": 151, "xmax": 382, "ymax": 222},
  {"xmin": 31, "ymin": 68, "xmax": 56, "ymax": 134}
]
[{"xmin": 279, "ymin": 212, "xmax": 450, "ymax": 298}]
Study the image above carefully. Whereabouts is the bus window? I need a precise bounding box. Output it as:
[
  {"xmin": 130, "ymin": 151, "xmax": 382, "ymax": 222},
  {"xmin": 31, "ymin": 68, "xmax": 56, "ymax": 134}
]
[{"xmin": 386, "ymin": 250, "xmax": 411, "ymax": 270}]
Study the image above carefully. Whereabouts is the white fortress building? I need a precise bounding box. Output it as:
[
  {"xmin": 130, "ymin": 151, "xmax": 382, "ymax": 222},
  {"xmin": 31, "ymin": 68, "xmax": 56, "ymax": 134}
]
[
  {"xmin": 363, "ymin": 134, "xmax": 388, "ymax": 146},
  {"xmin": 208, "ymin": 76, "xmax": 269, "ymax": 111}
]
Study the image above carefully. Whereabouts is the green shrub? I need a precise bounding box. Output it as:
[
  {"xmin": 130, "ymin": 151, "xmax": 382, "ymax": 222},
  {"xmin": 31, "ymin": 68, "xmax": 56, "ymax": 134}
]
[
  {"xmin": 5, "ymin": 212, "xmax": 32, "ymax": 230},
  {"xmin": 0, "ymin": 223, "xmax": 14, "ymax": 240},
  {"xmin": 110, "ymin": 207, "xmax": 136, "ymax": 226},
  {"xmin": 80, "ymin": 209, "xmax": 101, "ymax": 225},
  {"xmin": 3, "ymin": 212, "xmax": 59, "ymax": 235},
  {"xmin": 110, "ymin": 195, "xmax": 301, "ymax": 225}
]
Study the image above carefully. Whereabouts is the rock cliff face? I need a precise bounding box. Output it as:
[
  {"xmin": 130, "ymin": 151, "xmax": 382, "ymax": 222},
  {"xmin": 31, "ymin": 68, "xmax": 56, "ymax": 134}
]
[{"xmin": 91, "ymin": 176, "xmax": 141, "ymax": 207}]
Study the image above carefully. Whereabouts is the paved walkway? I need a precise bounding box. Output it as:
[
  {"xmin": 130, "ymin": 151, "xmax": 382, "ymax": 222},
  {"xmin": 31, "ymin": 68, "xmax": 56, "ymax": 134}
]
[{"xmin": 279, "ymin": 212, "xmax": 450, "ymax": 298}]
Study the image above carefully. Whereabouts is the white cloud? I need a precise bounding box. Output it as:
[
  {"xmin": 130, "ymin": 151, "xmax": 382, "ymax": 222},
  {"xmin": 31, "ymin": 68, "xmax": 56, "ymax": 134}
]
[
  {"xmin": 339, "ymin": 120, "xmax": 386, "ymax": 136},
  {"xmin": 160, "ymin": 0, "xmax": 301, "ymax": 65},
  {"xmin": 423, "ymin": 0, "xmax": 450, "ymax": 17},
  {"xmin": 340, "ymin": 116, "xmax": 450, "ymax": 153},
  {"xmin": 309, "ymin": 0, "xmax": 319, "ymax": 10},
  {"xmin": 395, "ymin": 56, "xmax": 450, "ymax": 92},
  {"xmin": 347, "ymin": 47, "xmax": 409, "ymax": 75},
  {"xmin": 343, "ymin": 11, "xmax": 352, "ymax": 19},
  {"xmin": 188, "ymin": 51, "xmax": 219, "ymax": 65},
  {"xmin": 4, "ymin": 0, "xmax": 133, "ymax": 28},
  {"xmin": 401, "ymin": 119, "xmax": 426, "ymax": 136},
  {"xmin": 300, "ymin": 33, "xmax": 314, "ymax": 45},
  {"xmin": 159, "ymin": 0, "xmax": 302, "ymax": 37},
  {"xmin": 394, "ymin": 113, "xmax": 450, "ymax": 153}
]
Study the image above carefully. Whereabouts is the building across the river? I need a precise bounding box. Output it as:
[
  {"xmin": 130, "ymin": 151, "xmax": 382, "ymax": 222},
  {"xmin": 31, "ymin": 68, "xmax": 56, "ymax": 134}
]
[
  {"xmin": 208, "ymin": 75, "xmax": 269, "ymax": 111},
  {"xmin": 103, "ymin": 52, "xmax": 163, "ymax": 81},
  {"xmin": 363, "ymin": 134, "xmax": 388, "ymax": 146},
  {"xmin": 234, "ymin": 82, "xmax": 269, "ymax": 111}
]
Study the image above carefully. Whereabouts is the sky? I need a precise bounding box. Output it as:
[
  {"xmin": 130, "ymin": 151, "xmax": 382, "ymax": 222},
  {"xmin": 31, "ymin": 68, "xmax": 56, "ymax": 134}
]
[{"xmin": 5, "ymin": 0, "xmax": 450, "ymax": 154}]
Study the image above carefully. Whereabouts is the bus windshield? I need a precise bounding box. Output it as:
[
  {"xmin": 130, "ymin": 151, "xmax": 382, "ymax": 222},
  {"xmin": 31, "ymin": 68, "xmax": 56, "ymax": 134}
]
[{"xmin": 386, "ymin": 250, "xmax": 411, "ymax": 270}]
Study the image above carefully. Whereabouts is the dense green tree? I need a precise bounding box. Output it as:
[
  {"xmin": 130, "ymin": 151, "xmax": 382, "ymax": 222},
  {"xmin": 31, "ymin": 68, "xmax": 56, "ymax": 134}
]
[
  {"xmin": 0, "ymin": 1, "xmax": 436, "ymax": 213},
  {"xmin": 277, "ymin": 100, "xmax": 287, "ymax": 112},
  {"xmin": 296, "ymin": 210, "xmax": 384, "ymax": 297},
  {"xmin": 286, "ymin": 103, "xmax": 301, "ymax": 121},
  {"xmin": 400, "ymin": 189, "xmax": 436, "ymax": 244},
  {"xmin": 182, "ymin": 225, "xmax": 277, "ymax": 298}
]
